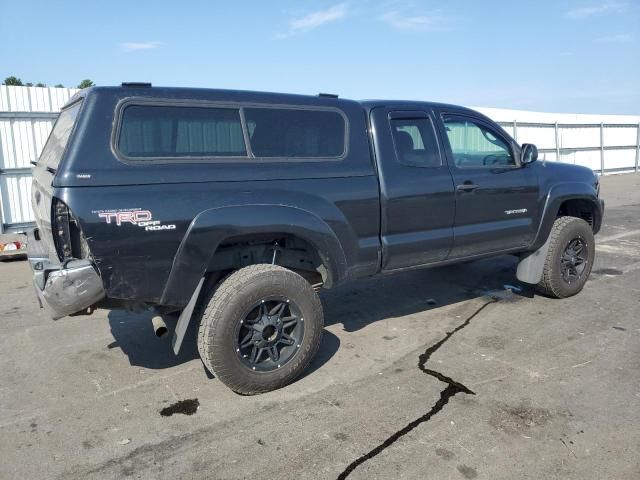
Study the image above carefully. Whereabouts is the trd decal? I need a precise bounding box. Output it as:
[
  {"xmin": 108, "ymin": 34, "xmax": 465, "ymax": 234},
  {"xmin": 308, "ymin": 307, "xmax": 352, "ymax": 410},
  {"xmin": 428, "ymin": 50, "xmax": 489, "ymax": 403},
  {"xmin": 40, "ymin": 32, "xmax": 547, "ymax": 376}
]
[
  {"xmin": 93, "ymin": 208, "xmax": 176, "ymax": 231},
  {"xmin": 98, "ymin": 210, "xmax": 152, "ymax": 225}
]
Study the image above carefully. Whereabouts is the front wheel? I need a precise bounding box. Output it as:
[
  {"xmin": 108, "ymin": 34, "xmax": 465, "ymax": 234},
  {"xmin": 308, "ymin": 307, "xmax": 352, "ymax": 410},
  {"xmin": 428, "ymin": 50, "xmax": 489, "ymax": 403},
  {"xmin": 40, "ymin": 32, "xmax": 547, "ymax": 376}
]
[
  {"xmin": 196, "ymin": 264, "xmax": 323, "ymax": 395},
  {"xmin": 536, "ymin": 216, "xmax": 595, "ymax": 298}
]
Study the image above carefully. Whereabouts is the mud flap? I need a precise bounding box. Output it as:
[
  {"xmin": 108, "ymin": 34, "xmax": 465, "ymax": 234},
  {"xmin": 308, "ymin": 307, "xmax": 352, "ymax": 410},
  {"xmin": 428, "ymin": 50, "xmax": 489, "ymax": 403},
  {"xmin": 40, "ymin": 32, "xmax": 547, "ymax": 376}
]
[
  {"xmin": 516, "ymin": 234, "xmax": 552, "ymax": 285},
  {"xmin": 172, "ymin": 277, "xmax": 205, "ymax": 355}
]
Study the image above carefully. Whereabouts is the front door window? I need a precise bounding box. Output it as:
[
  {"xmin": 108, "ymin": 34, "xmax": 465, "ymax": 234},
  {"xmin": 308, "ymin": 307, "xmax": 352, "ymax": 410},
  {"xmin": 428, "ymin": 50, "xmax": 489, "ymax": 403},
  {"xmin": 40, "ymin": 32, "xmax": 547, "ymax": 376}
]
[{"xmin": 443, "ymin": 118, "xmax": 515, "ymax": 168}]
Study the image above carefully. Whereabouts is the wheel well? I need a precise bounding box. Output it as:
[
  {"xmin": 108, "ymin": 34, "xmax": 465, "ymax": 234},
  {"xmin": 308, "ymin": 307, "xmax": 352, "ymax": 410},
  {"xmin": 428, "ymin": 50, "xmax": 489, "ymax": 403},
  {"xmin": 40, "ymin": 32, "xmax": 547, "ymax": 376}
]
[
  {"xmin": 207, "ymin": 233, "xmax": 328, "ymax": 288},
  {"xmin": 557, "ymin": 199, "xmax": 597, "ymax": 230}
]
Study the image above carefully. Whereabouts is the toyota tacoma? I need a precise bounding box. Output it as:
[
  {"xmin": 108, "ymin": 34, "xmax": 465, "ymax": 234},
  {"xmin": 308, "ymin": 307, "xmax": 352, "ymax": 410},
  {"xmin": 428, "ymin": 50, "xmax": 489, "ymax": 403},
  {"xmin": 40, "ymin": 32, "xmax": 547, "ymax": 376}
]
[{"xmin": 27, "ymin": 84, "xmax": 604, "ymax": 394}]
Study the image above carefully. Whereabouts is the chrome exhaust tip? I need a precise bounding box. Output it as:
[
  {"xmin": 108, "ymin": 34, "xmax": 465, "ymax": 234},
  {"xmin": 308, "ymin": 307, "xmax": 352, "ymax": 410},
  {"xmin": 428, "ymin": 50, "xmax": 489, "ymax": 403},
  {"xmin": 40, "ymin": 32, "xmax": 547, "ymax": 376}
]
[{"xmin": 151, "ymin": 315, "xmax": 168, "ymax": 337}]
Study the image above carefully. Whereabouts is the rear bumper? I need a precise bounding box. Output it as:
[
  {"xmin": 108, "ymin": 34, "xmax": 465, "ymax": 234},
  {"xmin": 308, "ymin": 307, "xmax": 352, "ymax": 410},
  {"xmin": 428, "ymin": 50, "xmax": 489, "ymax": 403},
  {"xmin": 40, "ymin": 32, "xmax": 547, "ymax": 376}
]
[{"xmin": 27, "ymin": 229, "xmax": 105, "ymax": 320}]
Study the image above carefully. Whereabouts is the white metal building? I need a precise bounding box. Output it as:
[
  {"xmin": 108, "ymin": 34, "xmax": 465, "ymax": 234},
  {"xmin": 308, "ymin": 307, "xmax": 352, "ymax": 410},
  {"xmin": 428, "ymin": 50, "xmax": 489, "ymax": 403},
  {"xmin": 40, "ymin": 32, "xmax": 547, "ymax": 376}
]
[{"xmin": 0, "ymin": 86, "xmax": 79, "ymax": 232}]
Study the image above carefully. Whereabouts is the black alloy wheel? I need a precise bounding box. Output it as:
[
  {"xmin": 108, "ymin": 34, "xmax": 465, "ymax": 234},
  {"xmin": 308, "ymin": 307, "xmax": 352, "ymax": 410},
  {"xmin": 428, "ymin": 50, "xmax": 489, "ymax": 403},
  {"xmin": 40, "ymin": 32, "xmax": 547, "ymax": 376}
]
[
  {"xmin": 235, "ymin": 297, "xmax": 304, "ymax": 372},
  {"xmin": 560, "ymin": 237, "xmax": 589, "ymax": 285}
]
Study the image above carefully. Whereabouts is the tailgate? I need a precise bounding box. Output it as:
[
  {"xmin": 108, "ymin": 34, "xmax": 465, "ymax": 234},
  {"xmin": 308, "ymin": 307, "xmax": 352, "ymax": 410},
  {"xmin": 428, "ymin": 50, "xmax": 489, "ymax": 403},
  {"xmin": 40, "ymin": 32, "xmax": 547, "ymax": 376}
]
[{"xmin": 30, "ymin": 166, "xmax": 57, "ymax": 259}]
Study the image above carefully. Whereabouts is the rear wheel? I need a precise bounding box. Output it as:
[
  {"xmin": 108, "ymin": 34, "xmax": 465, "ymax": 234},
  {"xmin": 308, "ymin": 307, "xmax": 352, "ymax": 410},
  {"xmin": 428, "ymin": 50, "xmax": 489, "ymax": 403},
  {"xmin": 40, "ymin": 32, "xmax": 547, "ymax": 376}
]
[
  {"xmin": 196, "ymin": 264, "xmax": 323, "ymax": 394},
  {"xmin": 536, "ymin": 216, "xmax": 595, "ymax": 298}
]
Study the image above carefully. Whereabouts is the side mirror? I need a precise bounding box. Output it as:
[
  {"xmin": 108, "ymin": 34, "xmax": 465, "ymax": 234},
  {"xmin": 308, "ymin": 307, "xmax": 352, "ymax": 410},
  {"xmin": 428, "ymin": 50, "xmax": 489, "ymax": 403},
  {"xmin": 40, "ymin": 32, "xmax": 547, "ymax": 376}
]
[{"xmin": 521, "ymin": 143, "xmax": 538, "ymax": 165}]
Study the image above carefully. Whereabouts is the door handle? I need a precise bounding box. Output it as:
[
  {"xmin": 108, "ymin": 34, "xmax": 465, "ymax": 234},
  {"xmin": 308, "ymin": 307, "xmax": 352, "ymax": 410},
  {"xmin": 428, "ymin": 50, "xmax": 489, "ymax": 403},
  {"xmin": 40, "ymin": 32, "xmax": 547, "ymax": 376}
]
[{"xmin": 456, "ymin": 183, "xmax": 478, "ymax": 192}]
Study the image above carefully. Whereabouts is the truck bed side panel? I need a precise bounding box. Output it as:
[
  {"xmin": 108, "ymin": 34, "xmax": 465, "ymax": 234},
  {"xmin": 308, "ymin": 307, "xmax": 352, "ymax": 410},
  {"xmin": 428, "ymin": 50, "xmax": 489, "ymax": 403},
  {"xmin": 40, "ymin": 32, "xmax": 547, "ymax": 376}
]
[{"xmin": 61, "ymin": 176, "xmax": 380, "ymax": 305}]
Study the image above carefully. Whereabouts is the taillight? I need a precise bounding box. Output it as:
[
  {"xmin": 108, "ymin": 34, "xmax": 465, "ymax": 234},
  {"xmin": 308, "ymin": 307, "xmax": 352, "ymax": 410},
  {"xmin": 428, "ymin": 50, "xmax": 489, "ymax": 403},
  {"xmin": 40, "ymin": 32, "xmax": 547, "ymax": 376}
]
[{"xmin": 52, "ymin": 198, "xmax": 90, "ymax": 261}]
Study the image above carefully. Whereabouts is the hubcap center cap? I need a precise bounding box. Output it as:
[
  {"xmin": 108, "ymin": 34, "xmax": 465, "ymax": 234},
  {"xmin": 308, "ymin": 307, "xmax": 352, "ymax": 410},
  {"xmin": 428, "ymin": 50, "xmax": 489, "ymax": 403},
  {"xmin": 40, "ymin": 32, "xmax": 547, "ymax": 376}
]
[{"xmin": 262, "ymin": 324, "xmax": 278, "ymax": 341}]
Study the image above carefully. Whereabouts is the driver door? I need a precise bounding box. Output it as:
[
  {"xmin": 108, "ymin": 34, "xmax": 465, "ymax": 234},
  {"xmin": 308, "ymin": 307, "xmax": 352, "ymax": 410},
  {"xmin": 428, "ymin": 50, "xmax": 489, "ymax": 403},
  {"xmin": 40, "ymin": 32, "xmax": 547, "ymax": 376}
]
[{"xmin": 438, "ymin": 113, "xmax": 539, "ymax": 258}]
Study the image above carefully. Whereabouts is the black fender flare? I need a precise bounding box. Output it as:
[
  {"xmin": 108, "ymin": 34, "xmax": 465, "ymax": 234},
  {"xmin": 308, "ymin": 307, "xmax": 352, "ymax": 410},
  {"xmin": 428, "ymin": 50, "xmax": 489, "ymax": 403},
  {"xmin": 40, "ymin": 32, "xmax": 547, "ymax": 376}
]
[
  {"xmin": 531, "ymin": 182, "xmax": 602, "ymax": 250},
  {"xmin": 159, "ymin": 204, "xmax": 349, "ymax": 308}
]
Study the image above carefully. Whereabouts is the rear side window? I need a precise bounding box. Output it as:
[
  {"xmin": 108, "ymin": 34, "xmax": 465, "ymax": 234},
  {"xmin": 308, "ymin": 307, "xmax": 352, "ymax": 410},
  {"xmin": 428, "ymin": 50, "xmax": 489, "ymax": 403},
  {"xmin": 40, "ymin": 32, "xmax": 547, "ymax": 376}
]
[
  {"xmin": 118, "ymin": 105, "xmax": 246, "ymax": 158},
  {"xmin": 244, "ymin": 108, "xmax": 345, "ymax": 158},
  {"xmin": 38, "ymin": 101, "xmax": 82, "ymax": 170},
  {"xmin": 390, "ymin": 117, "xmax": 441, "ymax": 167}
]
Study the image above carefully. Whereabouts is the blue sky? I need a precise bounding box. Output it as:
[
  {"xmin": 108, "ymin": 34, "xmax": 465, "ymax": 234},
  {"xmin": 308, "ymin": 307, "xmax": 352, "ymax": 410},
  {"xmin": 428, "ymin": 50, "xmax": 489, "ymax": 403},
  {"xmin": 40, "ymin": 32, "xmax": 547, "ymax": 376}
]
[{"xmin": 1, "ymin": 0, "xmax": 638, "ymax": 114}]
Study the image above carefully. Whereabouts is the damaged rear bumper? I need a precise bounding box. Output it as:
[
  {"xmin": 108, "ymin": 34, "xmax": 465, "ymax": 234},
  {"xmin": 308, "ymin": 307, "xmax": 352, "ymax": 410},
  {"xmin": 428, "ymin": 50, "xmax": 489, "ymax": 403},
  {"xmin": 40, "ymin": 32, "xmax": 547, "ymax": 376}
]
[{"xmin": 27, "ymin": 229, "xmax": 105, "ymax": 320}]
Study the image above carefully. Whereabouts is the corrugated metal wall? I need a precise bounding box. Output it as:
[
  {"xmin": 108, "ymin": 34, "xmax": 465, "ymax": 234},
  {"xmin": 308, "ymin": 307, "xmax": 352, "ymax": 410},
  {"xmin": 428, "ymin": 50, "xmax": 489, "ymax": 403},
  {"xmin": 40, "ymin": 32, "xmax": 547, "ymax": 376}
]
[
  {"xmin": 0, "ymin": 86, "xmax": 639, "ymax": 232},
  {"xmin": 0, "ymin": 86, "xmax": 79, "ymax": 232}
]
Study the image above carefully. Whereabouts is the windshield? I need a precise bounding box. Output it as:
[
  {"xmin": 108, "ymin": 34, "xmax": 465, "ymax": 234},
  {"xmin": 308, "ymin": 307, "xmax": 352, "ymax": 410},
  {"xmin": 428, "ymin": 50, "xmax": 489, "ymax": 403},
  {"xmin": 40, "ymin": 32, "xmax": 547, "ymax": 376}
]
[{"xmin": 38, "ymin": 101, "xmax": 82, "ymax": 171}]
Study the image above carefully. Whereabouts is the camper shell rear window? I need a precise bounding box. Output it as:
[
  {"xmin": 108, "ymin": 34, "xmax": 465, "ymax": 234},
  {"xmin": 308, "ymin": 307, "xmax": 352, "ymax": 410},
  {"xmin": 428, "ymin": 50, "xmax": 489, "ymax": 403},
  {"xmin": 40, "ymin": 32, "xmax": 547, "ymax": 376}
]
[{"xmin": 38, "ymin": 100, "xmax": 83, "ymax": 170}]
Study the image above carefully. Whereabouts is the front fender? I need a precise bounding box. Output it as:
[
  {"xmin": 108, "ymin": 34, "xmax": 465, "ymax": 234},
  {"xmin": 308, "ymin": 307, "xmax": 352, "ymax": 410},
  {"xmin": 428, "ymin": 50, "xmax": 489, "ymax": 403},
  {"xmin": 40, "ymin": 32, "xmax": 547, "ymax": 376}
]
[
  {"xmin": 532, "ymin": 182, "xmax": 602, "ymax": 250},
  {"xmin": 159, "ymin": 204, "xmax": 349, "ymax": 307}
]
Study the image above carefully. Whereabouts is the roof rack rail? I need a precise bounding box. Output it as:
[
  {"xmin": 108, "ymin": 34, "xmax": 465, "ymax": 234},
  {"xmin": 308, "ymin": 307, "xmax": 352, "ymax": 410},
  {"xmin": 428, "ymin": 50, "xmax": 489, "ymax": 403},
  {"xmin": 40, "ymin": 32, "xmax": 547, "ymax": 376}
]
[
  {"xmin": 318, "ymin": 92, "xmax": 339, "ymax": 98},
  {"xmin": 121, "ymin": 82, "xmax": 152, "ymax": 88}
]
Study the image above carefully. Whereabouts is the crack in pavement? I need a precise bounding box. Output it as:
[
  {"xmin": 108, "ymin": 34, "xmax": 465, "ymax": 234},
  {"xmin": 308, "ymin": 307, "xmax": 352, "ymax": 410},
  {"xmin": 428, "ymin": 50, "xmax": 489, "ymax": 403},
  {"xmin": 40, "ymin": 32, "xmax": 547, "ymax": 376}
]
[{"xmin": 337, "ymin": 297, "xmax": 499, "ymax": 480}]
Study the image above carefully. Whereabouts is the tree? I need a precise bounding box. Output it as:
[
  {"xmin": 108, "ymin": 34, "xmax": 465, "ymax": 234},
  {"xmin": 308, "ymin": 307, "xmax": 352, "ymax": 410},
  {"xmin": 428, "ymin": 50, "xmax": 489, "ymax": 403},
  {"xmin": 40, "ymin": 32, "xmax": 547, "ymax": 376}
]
[
  {"xmin": 3, "ymin": 76, "xmax": 23, "ymax": 86},
  {"xmin": 54, "ymin": 84, "xmax": 64, "ymax": 88},
  {"xmin": 77, "ymin": 79, "xmax": 94, "ymax": 89},
  {"xmin": 35, "ymin": 82, "xmax": 46, "ymax": 87},
  {"xmin": 25, "ymin": 82, "xmax": 33, "ymax": 87}
]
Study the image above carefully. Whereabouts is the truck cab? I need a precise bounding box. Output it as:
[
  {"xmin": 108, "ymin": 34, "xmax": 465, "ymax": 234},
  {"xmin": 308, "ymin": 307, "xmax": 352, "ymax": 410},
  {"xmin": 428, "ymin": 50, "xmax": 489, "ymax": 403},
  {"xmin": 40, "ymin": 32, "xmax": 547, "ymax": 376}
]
[{"xmin": 367, "ymin": 102, "xmax": 541, "ymax": 269}]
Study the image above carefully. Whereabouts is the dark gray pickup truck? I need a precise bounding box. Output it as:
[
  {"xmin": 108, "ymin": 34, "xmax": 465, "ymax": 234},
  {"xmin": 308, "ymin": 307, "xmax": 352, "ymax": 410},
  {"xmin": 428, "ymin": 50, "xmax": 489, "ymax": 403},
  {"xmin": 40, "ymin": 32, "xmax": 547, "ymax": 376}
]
[{"xmin": 28, "ymin": 84, "xmax": 603, "ymax": 394}]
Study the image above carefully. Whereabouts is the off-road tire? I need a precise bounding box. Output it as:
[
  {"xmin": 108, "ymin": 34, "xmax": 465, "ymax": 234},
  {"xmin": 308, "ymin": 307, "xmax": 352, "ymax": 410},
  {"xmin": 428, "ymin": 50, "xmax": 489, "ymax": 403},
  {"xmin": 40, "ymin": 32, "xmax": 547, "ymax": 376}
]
[
  {"xmin": 196, "ymin": 264, "xmax": 323, "ymax": 395},
  {"xmin": 536, "ymin": 216, "xmax": 595, "ymax": 298}
]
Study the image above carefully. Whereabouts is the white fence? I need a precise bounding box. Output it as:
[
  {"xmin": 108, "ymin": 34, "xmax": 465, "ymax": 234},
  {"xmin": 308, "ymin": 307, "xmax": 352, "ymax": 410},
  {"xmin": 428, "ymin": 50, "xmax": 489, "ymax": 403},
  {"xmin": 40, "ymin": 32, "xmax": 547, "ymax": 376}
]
[
  {"xmin": 475, "ymin": 107, "xmax": 640, "ymax": 173},
  {"xmin": 0, "ymin": 86, "xmax": 639, "ymax": 233}
]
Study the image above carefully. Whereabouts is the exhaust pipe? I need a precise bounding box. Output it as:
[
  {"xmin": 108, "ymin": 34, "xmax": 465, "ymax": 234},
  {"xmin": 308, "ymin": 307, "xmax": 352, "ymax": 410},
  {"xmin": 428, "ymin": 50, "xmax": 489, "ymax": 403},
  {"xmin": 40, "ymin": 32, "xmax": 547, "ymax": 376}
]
[{"xmin": 151, "ymin": 315, "xmax": 168, "ymax": 337}]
